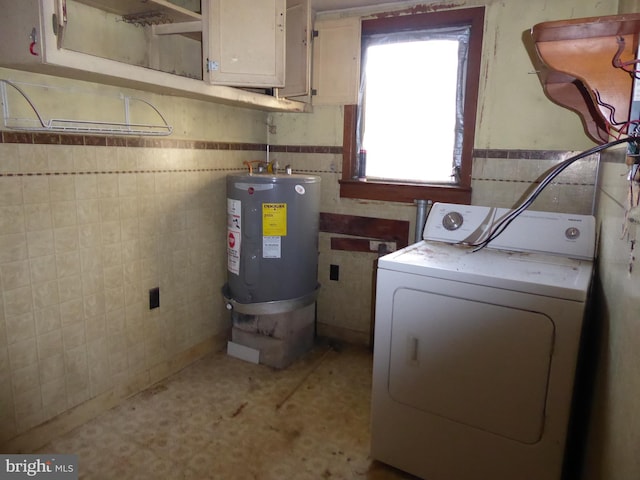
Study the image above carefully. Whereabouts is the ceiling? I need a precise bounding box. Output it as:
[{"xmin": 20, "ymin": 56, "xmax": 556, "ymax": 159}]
[{"xmin": 310, "ymin": 0, "xmax": 412, "ymax": 12}]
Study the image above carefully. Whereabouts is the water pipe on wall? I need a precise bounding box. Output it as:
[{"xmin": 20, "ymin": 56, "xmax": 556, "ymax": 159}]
[{"xmin": 414, "ymin": 199, "xmax": 433, "ymax": 243}]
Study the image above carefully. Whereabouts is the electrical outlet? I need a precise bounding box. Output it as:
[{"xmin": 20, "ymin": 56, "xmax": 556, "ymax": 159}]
[
  {"xmin": 149, "ymin": 287, "xmax": 160, "ymax": 309},
  {"xmin": 330, "ymin": 264, "xmax": 339, "ymax": 281}
]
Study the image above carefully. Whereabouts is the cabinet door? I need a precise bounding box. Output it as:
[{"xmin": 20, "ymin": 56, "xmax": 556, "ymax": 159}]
[
  {"xmin": 311, "ymin": 16, "xmax": 361, "ymax": 105},
  {"xmin": 279, "ymin": 0, "xmax": 311, "ymax": 97},
  {"xmin": 204, "ymin": 0, "xmax": 286, "ymax": 87},
  {"xmin": 0, "ymin": 0, "xmax": 47, "ymax": 68}
]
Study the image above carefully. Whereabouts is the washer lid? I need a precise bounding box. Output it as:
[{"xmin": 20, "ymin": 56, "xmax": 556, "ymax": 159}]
[{"xmin": 378, "ymin": 241, "xmax": 593, "ymax": 301}]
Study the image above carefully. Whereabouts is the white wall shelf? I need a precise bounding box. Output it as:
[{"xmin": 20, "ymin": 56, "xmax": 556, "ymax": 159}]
[{"xmin": 1, "ymin": 78, "xmax": 174, "ymax": 136}]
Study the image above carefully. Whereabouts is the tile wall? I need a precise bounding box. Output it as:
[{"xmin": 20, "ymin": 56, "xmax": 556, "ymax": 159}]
[
  {"xmin": 0, "ymin": 127, "xmax": 601, "ymax": 452},
  {"xmin": 472, "ymin": 149, "xmax": 600, "ymax": 215},
  {"xmin": 0, "ymin": 133, "xmax": 264, "ymax": 450}
]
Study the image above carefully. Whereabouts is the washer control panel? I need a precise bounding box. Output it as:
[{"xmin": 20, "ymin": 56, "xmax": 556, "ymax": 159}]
[
  {"xmin": 425, "ymin": 204, "xmax": 497, "ymax": 244},
  {"xmin": 423, "ymin": 203, "xmax": 595, "ymax": 259}
]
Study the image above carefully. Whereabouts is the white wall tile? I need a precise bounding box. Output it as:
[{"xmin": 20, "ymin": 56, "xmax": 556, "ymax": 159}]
[
  {"xmin": 24, "ymin": 203, "xmax": 53, "ymax": 232},
  {"xmin": 97, "ymin": 174, "xmax": 119, "ymax": 199},
  {"xmin": 34, "ymin": 306, "xmax": 61, "ymax": 336},
  {"xmin": 39, "ymin": 352, "xmax": 65, "ymax": 381},
  {"xmin": 12, "ymin": 363, "xmax": 40, "ymax": 398},
  {"xmin": 0, "ymin": 206, "xmax": 25, "ymax": 234},
  {"xmin": 76, "ymin": 198, "xmax": 100, "ymax": 225},
  {"xmin": 101, "ymin": 221, "xmax": 121, "ymax": 245},
  {"xmin": 99, "ymin": 198, "xmax": 121, "ymax": 223},
  {"xmin": 83, "ymin": 293, "xmax": 106, "ymax": 319},
  {"xmin": 27, "ymin": 230, "xmax": 55, "ymax": 258},
  {"xmin": 85, "ymin": 314, "xmax": 106, "ymax": 343},
  {"xmin": 0, "ymin": 346, "xmax": 9, "ymax": 373},
  {"xmin": 105, "ymin": 309, "xmax": 125, "ymax": 337},
  {"xmin": 0, "ymin": 372, "xmax": 14, "ymax": 422},
  {"xmin": 73, "ymin": 147, "xmax": 97, "ymax": 172},
  {"xmin": 18, "ymin": 145, "xmax": 48, "ymax": 173},
  {"xmin": 0, "ymin": 234, "xmax": 28, "ymax": 263},
  {"xmin": 8, "ymin": 337, "xmax": 38, "ymax": 370},
  {"xmin": 51, "ymin": 201, "xmax": 78, "ymax": 228},
  {"xmin": 96, "ymin": 147, "xmax": 119, "ymax": 172},
  {"xmin": 75, "ymin": 175, "xmax": 98, "ymax": 200},
  {"xmin": 53, "ymin": 226, "xmax": 79, "ymax": 253},
  {"xmin": 47, "ymin": 146, "xmax": 75, "ymax": 172},
  {"xmin": 104, "ymin": 288, "xmax": 124, "ymax": 313},
  {"xmin": 30, "ymin": 255, "xmax": 57, "ymax": 284},
  {"xmin": 101, "ymin": 244, "xmax": 122, "ymax": 269},
  {"xmin": 0, "ymin": 145, "xmax": 20, "ymax": 173},
  {"xmin": 32, "ymin": 280, "xmax": 59, "ymax": 309},
  {"xmin": 120, "ymin": 218, "xmax": 139, "ymax": 242},
  {"xmin": 118, "ymin": 149, "xmax": 138, "ymax": 172},
  {"xmin": 78, "ymin": 223, "xmax": 102, "ymax": 249},
  {"xmin": 59, "ymin": 299, "xmax": 84, "ymax": 327},
  {"xmin": 0, "ymin": 178, "xmax": 23, "ymax": 206},
  {"xmin": 37, "ymin": 329, "xmax": 63, "ymax": 360},
  {"xmin": 4, "ymin": 286, "xmax": 34, "ymax": 317},
  {"xmin": 1, "ymin": 261, "xmax": 31, "ymax": 291},
  {"xmin": 22, "ymin": 177, "xmax": 50, "ymax": 205},
  {"xmin": 119, "ymin": 198, "xmax": 138, "ymax": 220},
  {"xmin": 49, "ymin": 176, "xmax": 76, "ymax": 202},
  {"xmin": 118, "ymin": 175, "xmax": 137, "ymax": 197},
  {"xmin": 40, "ymin": 376, "xmax": 67, "ymax": 410},
  {"xmin": 62, "ymin": 322, "xmax": 86, "ymax": 350}
]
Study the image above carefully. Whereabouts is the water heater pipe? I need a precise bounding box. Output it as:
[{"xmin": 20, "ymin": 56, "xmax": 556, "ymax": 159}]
[{"xmin": 414, "ymin": 199, "xmax": 433, "ymax": 243}]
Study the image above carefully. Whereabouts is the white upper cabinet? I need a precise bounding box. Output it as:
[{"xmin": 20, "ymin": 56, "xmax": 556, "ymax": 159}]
[
  {"xmin": 279, "ymin": 0, "xmax": 312, "ymax": 98},
  {"xmin": 204, "ymin": 0, "xmax": 286, "ymax": 87},
  {"xmin": 311, "ymin": 16, "xmax": 361, "ymax": 105},
  {"xmin": 0, "ymin": 0, "xmax": 308, "ymax": 112},
  {"xmin": 62, "ymin": 0, "xmax": 203, "ymax": 80}
]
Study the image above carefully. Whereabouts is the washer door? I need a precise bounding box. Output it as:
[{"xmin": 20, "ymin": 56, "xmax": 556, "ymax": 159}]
[{"xmin": 389, "ymin": 288, "xmax": 554, "ymax": 444}]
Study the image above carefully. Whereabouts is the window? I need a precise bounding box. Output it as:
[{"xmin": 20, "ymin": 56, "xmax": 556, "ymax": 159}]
[{"xmin": 340, "ymin": 7, "xmax": 485, "ymax": 204}]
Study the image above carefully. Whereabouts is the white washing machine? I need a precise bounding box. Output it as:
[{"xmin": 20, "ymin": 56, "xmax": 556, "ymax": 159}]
[{"xmin": 371, "ymin": 203, "xmax": 596, "ymax": 480}]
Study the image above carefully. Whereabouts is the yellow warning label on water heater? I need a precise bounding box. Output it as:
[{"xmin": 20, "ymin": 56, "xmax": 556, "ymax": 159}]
[{"xmin": 262, "ymin": 203, "xmax": 287, "ymax": 236}]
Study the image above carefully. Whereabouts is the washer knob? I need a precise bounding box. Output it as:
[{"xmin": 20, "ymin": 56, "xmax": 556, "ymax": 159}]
[
  {"xmin": 442, "ymin": 211, "xmax": 464, "ymax": 231},
  {"xmin": 565, "ymin": 227, "xmax": 580, "ymax": 240}
]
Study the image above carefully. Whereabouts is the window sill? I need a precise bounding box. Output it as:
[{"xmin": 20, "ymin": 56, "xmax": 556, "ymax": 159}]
[{"xmin": 339, "ymin": 179, "xmax": 471, "ymax": 204}]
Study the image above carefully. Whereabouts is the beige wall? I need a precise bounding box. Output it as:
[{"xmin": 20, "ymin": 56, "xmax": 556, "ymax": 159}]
[
  {"xmin": 585, "ymin": 4, "xmax": 640, "ymax": 478},
  {"xmin": 0, "ymin": 67, "xmax": 270, "ymax": 451},
  {"xmin": 586, "ymin": 147, "xmax": 640, "ymax": 480}
]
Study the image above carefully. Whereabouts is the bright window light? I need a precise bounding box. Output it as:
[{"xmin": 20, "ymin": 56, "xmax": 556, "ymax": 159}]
[{"xmin": 361, "ymin": 40, "xmax": 460, "ymax": 183}]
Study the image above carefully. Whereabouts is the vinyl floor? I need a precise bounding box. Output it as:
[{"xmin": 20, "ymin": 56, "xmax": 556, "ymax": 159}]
[{"xmin": 37, "ymin": 342, "xmax": 417, "ymax": 479}]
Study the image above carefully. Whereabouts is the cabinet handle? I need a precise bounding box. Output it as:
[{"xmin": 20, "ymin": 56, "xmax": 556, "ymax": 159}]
[{"xmin": 29, "ymin": 28, "xmax": 39, "ymax": 56}]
